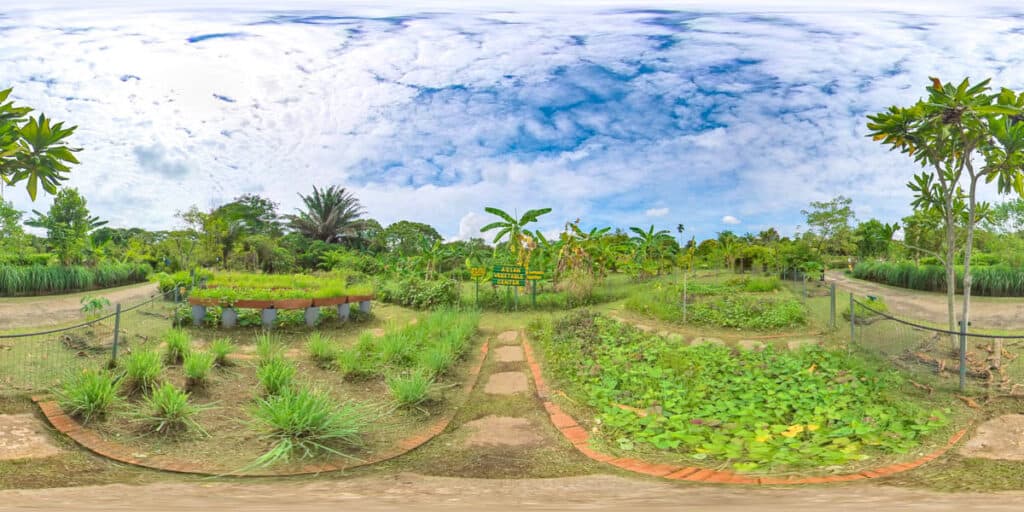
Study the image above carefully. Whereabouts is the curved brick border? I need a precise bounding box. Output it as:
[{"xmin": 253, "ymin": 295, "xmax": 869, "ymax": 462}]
[
  {"xmin": 522, "ymin": 333, "xmax": 969, "ymax": 485},
  {"xmin": 33, "ymin": 340, "xmax": 490, "ymax": 477}
]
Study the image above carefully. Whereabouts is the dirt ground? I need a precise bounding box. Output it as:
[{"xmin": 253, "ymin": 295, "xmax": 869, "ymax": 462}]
[
  {"xmin": 2, "ymin": 473, "xmax": 1024, "ymax": 511},
  {"xmin": 0, "ymin": 282, "xmax": 159, "ymax": 330},
  {"xmin": 827, "ymin": 271, "xmax": 1024, "ymax": 330}
]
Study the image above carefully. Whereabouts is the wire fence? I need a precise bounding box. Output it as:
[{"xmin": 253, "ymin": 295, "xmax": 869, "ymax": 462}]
[{"xmin": 0, "ymin": 288, "xmax": 180, "ymax": 396}]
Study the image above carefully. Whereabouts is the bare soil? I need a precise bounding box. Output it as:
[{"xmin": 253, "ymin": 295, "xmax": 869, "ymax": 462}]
[
  {"xmin": 828, "ymin": 271, "xmax": 1024, "ymax": 330},
  {"xmin": 0, "ymin": 282, "xmax": 159, "ymax": 331},
  {"xmin": 0, "ymin": 414, "xmax": 62, "ymax": 461},
  {"xmin": 483, "ymin": 372, "xmax": 529, "ymax": 395},
  {"xmin": 960, "ymin": 415, "xmax": 1024, "ymax": 461},
  {"xmin": 3, "ymin": 473, "xmax": 1024, "ymax": 511},
  {"xmin": 460, "ymin": 416, "xmax": 542, "ymax": 448}
]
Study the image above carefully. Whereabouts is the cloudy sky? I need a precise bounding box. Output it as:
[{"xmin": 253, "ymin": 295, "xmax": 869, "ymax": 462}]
[{"xmin": 3, "ymin": 1, "xmax": 1024, "ymax": 241}]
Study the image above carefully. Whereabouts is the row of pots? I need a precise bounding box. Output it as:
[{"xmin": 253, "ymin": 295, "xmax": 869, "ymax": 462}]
[
  {"xmin": 187, "ymin": 294, "xmax": 374, "ymax": 309},
  {"xmin": 191, "ymin": 300, "xmax": 372, "ymax": 328}
]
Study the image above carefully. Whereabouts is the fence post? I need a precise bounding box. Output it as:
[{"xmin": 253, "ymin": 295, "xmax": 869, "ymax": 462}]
[
  {"xmin": 959, "ymin": 320, "xmax": 967, "ymax": 392},
  {"xmin": 849, "ymin": 293, "xmax": 855, "ymax": 351},
  {"xmin": 110, "ymin": 303, "xmax": 122, "ymax": 365},
  {"xmin": 829, "ymin": 283, "xmax": 836, "ymax": 329},
  {"xmin": 682, "ymin": 273, "xmax": 688, "ymax": 324}
]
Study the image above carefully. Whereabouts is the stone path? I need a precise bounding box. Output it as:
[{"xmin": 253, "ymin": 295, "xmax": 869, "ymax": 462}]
[
  {"xmin": 484, "ymin": 372, "xmax": 529, "ymax": 395},
  {"xmin": 493, "ymin": 346, "xmax": 524, "ymax": 363},
  {"xmin": 960, "ymin": 414, "xmax": 1024, "ymax": 460},
  {"xmin": 462, "ymin": 331, "xmax": 540, "ymax": 451},
  {"xmin": 0, "ymin": 414, "xmax": 62, "ymax": 461},
  {"xmin": 496, "ymin": 330, "xmax": 519, "ymax": 344},
  {"xmin": 461, "ymin": 416, "xmax": 543, "ymax": 448}
]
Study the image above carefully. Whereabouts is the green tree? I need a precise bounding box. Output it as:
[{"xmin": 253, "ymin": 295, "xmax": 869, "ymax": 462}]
[
  {"xmin": 382, "ymin": 220, "xmax": 442, "ymax": 256},
  {"xmin": 868, "ymin": 77, "xmax": 1024, "ymax": 350},
  {"xmin": 0, "ymin": 88, "xmax": 79, "ymax": 200},
  {"xmin": 983, "ymin": 197, "xmax": 1024, "ymax": 235},
  {"xmin": 801, "ymin": 196, "xmax": 857, "ymax": 256},
  {"xmin": 854, "ymin": 219, "xmax": 899, "ymax": 258},
  {"xmin": 26, "ymin": 188, "xmax": 106, "ymax": 264},
  {"xmin": 286, "ymin": 186, "xmax": 366, "ymax": 244},
  {"xmin": 213, "ymin": 194, "xmax": 280, "ymax": 237}
]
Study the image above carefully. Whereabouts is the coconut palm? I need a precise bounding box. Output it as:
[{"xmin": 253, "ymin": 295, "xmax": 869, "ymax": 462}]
[{"xmin": 285, "ymin": 186, "xmax": 365, "ymax": 244}]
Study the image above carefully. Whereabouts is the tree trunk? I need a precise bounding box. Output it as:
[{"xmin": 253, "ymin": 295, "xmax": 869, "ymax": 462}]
[
  {"xmin": 960, "ymin": 177, "xmax": 979, "ymax": 355},
  {"xmin": 943, "ymin": 194, "xmax": 958, "ymax": 351}
]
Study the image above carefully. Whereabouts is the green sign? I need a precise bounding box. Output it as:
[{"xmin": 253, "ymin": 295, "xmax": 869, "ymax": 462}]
[{"xmin": 492, "ymin": 265, "xmax": 525, "ymax": 287}]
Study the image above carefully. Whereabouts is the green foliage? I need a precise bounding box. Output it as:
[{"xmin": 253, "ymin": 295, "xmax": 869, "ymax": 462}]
[
  {"xmin": 843, "ymin": 296, "xmax": 889, "ymax": 322},
  {"xmin": 625, "ymin": 278, "xmax": 805, "ymax": 330},
  {"xmin": 26, "ymin": 188, "xmax": 106, "ymax": 265},
  {"xmin": 0, "ymin": 262, "xmax": 149, "ymax": 296},
  {"xmin": 255, "ymin": 332, "xmax": 285, "ymax": 362},
  {"xmin": 137, "ymin": 382, "xmax": 206, "ymax": 434},
  {"xmin": 182, "ymin": 351, "xmax": 216, "ymax": 388},
  {"xmin": 376, "ymin": 275, "xmax": 459, "ymax": 309},
  {"xmin": 55, "ymin": 369, "xmax": 121, "ymax": 423},
  {"xmin": 285, "ymin": 185, "xmax": 365, "ymax": 244},
  {"xmin": 853, "ymin": 260, "xmax": 1024, "ymax": 296},
  {"xmin": 336, "ymin": 345, "xmax": 378, "ymax": 380},
  {"xmin": 208, "ymin": 338, "xmax": 236, "ymax": 366},
  {"xmin": 386, "ymin": 370, "xmax": 433, "ymax": 407},
  {"xmin": 151, "ymin": 269, "xmax": 212, "ymax": 294},
  {"xmin": 534, "ymin": 315, "xmax": 949, "ymax": 469},
  {"xmin": 417, "ymin": 345, "xmax": 456, "ymax": 377},
  {"xmin": 742, "ymin": 276, "xmax": 780, "ymax": 292},
  {"xmin": 250, "ymin": 386, "xmax": 371, "ymax": 466},
  {"xmin": 306, "ymin": 332, "xmax": 336, "ymax": 368},
  {"xmin": 257, "ymin": 355, "xmax": 296, "ymax": 396},
  {"xmin": 688, "ymin": 295, "xmax": 806, "ymax": 330},
  {"xmin": 0, "ymin": 88, "xmax": 80, "ymax": 201},
  {"xmin": 79, "ymin": 295, "xmax": 110, "ymax": 318},
  {"xmin": 163, "ymin": 329, "xmax": 191, "ymax": 364},
  {"xmin": 121, "ymin": 349, "xmax": 163, "ymax": 394}
]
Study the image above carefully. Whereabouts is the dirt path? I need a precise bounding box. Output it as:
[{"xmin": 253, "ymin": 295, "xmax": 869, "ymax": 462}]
[
  {"xmin": 0, "ymin": 282, "xmax": 159, "ymax": 331},
  {"xmin": 2, "ymin": 473, "xmax": 1022, "ymax": 511},
  {"xmin": 827, "ymin": 271, "xmax": 1024, "ymax": 330}
]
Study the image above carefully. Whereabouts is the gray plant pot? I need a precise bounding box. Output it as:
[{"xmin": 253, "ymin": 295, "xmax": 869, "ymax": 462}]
[
  {"xmin": 359, "ymin": 300, "xmax": 371, "ymax": 314},
  {"xmin": 337, "ymin": 303, "xmax": 351, "ymax": 321},
  {"xmin": 304, "ymin": 306, "xmax": 319, "ymax": 327},
  {"xmin": 221, "ymin": 307, "xmax": 238, "ymax": 328},
  {"xmin": 261, "ymin": 308, "xmax": 277, "ymax": 328},
  {"xmin": 191, "ymin": 305, "xmax": 206, "ymax": 326}
]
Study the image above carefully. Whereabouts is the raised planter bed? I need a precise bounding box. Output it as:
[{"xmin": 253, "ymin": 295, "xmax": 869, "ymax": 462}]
[
  {"xmin": 273, "ymin": 298, "xmax": 313, "ymax": 309},
  {"xmin": 188, "ymin": 297, "xmax": 220, "ymax": 307},
  {"xmin": 347, "ymin": 294, "xmax": 374, "ymax": 303},
  {"xmin": 312, "ymin": 296, "xmax": 348, "ymax": 307},
  {"xmin": 234, "ymin": 299, "xmax": 273, "ymax": 309}
]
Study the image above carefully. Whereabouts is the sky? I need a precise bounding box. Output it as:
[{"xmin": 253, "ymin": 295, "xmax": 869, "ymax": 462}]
[{"xmin": 3, "ymin": 1, "xmax": 1024, "ymax": 242}]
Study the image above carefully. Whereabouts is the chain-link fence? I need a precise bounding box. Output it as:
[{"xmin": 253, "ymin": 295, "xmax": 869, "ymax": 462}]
[{"xmin": 0, "ymin": 288, "xmax": 179, "ymax": 396}]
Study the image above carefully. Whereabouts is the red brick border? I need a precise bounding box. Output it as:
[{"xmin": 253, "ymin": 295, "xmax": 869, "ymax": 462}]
[
  {"xmin": 522, "ymin": 332, "xmax": 969, "ymax": 485},
  {"xmin": 33, "ymin": 340, "xmax": 491, "ymax": 477}
]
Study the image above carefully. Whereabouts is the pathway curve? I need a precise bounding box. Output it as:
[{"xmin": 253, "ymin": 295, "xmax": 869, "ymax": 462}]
[{"xmin": 0, "ymin": 282, "xmax": 159, "ymax": 331}]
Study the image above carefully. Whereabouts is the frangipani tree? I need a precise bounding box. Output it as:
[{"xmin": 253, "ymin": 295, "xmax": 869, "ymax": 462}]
[
  {"xmin": 0, "ymin": 88, "xmax": 79, "ymax": 200},
  {"xmin": 868, "ymin": 77, "xmax": 1024, "ymax": 350}
]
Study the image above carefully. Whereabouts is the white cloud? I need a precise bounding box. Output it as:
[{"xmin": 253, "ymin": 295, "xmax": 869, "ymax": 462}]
[
  {"xmin": 722, "ymin": 215, "xmax": 741, "ymax": 225},
  {"xmin": 645, "ymin": 207, "xmax": 669, "ymax": 217}
]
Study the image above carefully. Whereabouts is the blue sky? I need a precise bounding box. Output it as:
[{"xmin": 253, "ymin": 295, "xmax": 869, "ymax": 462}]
[{"xmin": 3, "ymin": 1, "xmax": 1024, "ymax": 241}]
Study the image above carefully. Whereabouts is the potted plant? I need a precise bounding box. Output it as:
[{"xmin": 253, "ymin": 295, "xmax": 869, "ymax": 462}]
[
  {"xmin": 311, "ymin": 283, "xmax": 348, "ymax": 307},
  {"xmin": 219, "ymin": 289, "xmax": 238, "ymax": 328},
  {"xmin": 273, "ymin": 289, "xmax": 313, "ymax": 309},
  {"xmin": 234, "ymin": 288, "xmax": 274, "ymax": 309}
]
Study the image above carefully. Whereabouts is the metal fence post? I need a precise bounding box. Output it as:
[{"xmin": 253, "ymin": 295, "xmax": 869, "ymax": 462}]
[
  {"xmin": 110, "ymin": 303, "xmax": 122, "ymax": 365},
  {"xmin": 829, "ymin": 283, "xmax": 837, "ymax": 329},
  {"xmin": 959, "ymin": 320, "xmax": 967, "ymax": 392},
  {"xmin": 849, "ymin": 293, "xmax": 855, "ymax": 351}
]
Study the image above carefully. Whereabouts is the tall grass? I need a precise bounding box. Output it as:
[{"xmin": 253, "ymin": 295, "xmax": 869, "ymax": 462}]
[
  {"xmin": 256, "ymin": 332, "xmax": 284, "ymax": 363},
  {"xmin": 0, "ymin": 263, "xmax": 150, "ymax": 296},
  {"xmin": 306, "ymin": 332, "xmax": 336, "ymax": 368},
  {"xmin": 257, "ymin": 356, "xmax": 295, "ymax": 395},
  {"xmin": 137, "ymin": 382, "xmax": 206, "ymax": 434},
  {"xmin": 122, "ymin": 349, "xmax": 163, "ymax": 394},
  {"xmin": 386, "ymin": 371, "xmax": 433, "ymax": 407},
  {"xmin": 183, "ymin": 351, "xmax": 216, "ymax": 389},
  {"xmin": 209, "ymin": 338, "xmax": 236, "ymax": 367},
  {"xmin": 55, "ymin": 369, "xmax": 121, "ymax": 423},
  {"xmin": 852, "ymin": 261, "xmax": 1024, "ymax": 296},
  {"xmin": 164, "ymin": 329, "xmax": 191, "ymax": 364}
]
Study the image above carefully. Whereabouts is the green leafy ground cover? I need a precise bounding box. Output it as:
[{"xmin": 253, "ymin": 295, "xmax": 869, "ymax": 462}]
[{"xmin": 534, "ymin": 312, "xmax": 950, "ymax": 472}]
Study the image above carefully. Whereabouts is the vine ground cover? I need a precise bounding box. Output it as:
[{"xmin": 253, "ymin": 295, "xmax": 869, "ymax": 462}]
[{"xmin": 533, "ymin": 312, "xmax": 952, "ymax": 473}]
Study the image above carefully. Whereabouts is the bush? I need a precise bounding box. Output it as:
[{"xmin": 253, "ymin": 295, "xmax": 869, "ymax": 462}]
[
  {"xmin": 387, "ymin": 371, "xmax": 434, "ymax": 407},
  {"xmin": 306, "ymin": 332, "xmax": 336, "ymax": 368},
  {"xmin": 163, "ymin": 329, "xmax": 191, "ymax": 364},
  {"xmin": 250, "ymin": 386, "xmax": 371, "ymax": 467},
  {"xmin": 376, "ymin": 276, "xmax": 459, "ymax": 309},
  {"xmin": 183, "ymin": 351, "xmax": 216, "ymax": 389},
  {"xmin": 209, "ymin": 338, "xmax": 236, "ymax": 366},
  {"xmin": 122, "ymin": 349, "xmax": 163, "ymax": 394},
  {"xmin": 257, "ymin": 356, "xmax": 295, "ymax": 395},
  {"xmin": 55, "ymin": 369, "xmax": 121, "ymax": 423},
  {"xmin": 842, "ymin": 296, "xmax": 889, "ymax": 323},
  {"xmin": 137, "ymin": 382, "xmax": 205, "ymax": 434},
  {"xmin": 743, "ymin": 276, "xmax": 780, "ymax": 292}
]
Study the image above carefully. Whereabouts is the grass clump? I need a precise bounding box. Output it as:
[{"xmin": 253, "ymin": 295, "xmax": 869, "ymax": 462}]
[
  {"xmin": 183, "ymin": 351, "xmax": 216, "ymax": 389},
  {"xmin": 256, "ymin": 332, "xmax": 284, "ymax": 363},
  {"xmin": 306, "ymin": 332, "xmax": 336, "ymax": 368},
  {"xmin": 164, "ymin": 329, "xmax": 191, "ymax": 364},
  {"xmin": 336, "ymin": 347, "xmax": 377, "ymax": 380},
  {"xmin": 386, "ymin": 370, "xmax": 434, "ymax": 407},
  {"xmin": 55, "ymin": 369, "xmax": 121, "ymax": 423},
  {"xmin": 257, "ymin": 356, "xmax": 295, "ymax": 395},
  {"xmin": 417, "ymin": 345, "xmax": 455, "ymax": 377},
  {"xmin": 137, "ymin": 382, "xmax": 206, "ymax": 434},
  {"xmin": 250, "ymin": 386, "xmax": 371, "ymax": 467},
  {"xmin": 209, "ymin": 338, "xmax": 236, "ymax": 367},
  {"xmin": 121, "ymin": 349, "xmax": 162, "ymax": 394}
]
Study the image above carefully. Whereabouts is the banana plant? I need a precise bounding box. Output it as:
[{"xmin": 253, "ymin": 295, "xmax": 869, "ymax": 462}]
[{"xmin": 480, "ymin": 206, "xmax": 551, "ymax": 266}]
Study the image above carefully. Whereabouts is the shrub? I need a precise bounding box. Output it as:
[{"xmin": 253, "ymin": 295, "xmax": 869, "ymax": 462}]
[
  {"xmin": 305, "ymin": 332, "xmax": 336, "ymax": 368},
  {"xmin": 137, "ymin": 382, "xmax": 205, "ymax": 434},
  {"xmin": 376, "ymin": 276, "xmax": 459, "ymax": 309},
  {"xmin": 183, "ymin": 351, "xmax": 216, "ymax": 389},
  {"xmin": 688, "ymin": 295, "xmax": 806, "ymax": 330},
  {"xmin": 55, "ymin": 369, "xmax": 121, "ymax": 423},
  {"xmin": 209, "ymin": 338, "xmax": 236, "ymax": 366},
  {"xmin": 386, "ymin": 371, "xmax": 434, "ymax": 407},
  {"xmin": 164, "ymin": 329, "xmax": 191, "ymax": 364},
  {"xmin": 250, "ymin": 386, "xmax": 371, "ymax": 466},
  {"xmin": 122, "ymin": 349, "xmax": 162, "ymax": 394},
  {"xmin": 257, "ymin": 356, "xmax": 295, "ymax": 395}
]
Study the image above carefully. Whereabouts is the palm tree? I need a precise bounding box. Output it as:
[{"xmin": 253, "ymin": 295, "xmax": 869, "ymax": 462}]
[
  {"xmin": 285, "ymin": 186, "xmax": 365, "ymax": 244},
  {"xmin": 480, "ymin": 206, "xmax": 551, "ymax": 264}
]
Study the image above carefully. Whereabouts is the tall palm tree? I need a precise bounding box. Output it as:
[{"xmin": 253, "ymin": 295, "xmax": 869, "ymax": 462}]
[{"xmin": 285, "ymin": 186, "xmax": 365, "ymax": 244}]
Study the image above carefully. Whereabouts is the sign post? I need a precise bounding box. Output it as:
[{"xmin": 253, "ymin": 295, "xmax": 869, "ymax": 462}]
[
  {"xmin": 491, "ymin": 265, "xmax": 526, "ymax": 310},
  {"xmin": 526, "ymin": 270, "xmax": 543, "ymax": 307},
  {"xmin": 469, "ymin": 267, "xmax": 486, "ymax": 307}
]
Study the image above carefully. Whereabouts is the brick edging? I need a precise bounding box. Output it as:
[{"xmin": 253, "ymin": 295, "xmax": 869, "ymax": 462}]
[
  {"xmin": 521, "ymin": 333, "xmax": 969, "ymax": 485},
  {"xmin": 34, "ymin": 340, "xmax": 491, "ymax": 477}
]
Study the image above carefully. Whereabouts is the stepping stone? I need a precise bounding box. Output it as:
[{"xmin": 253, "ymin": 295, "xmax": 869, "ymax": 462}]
[
  {"xmin": 785, "ymin": 338, "xmax": 819, "ymax": 351},
  {"xmin": 484, "ymin": 372, "xmax": 529, "ymax": 395},
  {"xmin": 0, "ymin": 414, "xmax": 62, "ymax": 461},
  {"xmin": 369, "ymin": 328, "xmax": 386, "ymax": 338},
  {"xmin": 461, "ymin": 416, "xmax": 543, "ymax": 448},
  {"xmin": 667, "ymin": 333, "xmax": 686, "ymax": 344},
  {"xmin": 634, "ymin": 324, "xmax": 654, "ymax": 332},
  {"xmin": 960, "ymin": 414, "xmax": 1024, "ymax": 460},
  {"xmin": 494, "ymin": 346, "xmax": 524, "ymax": 363},
  {"xmin": 690, "ymin": 337, "xmax": 724, "ymax": 346},
  {"xmin": 737, "ymin": 340, "xmax": 766, "ymax": 351},
  {"xmin": 496, "ymin": 331, "xmax": 519, "ymax": 345}
]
